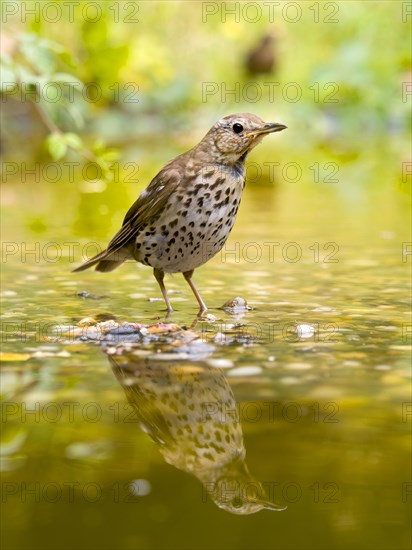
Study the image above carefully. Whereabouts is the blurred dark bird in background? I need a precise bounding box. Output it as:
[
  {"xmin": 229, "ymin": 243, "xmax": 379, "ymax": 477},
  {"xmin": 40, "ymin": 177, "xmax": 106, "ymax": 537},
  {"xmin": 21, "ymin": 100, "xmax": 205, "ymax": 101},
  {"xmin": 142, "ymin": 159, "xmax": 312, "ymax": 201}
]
[{"xmin": 245, "ymin": 33, "xmax": 276, "ymax": 76}]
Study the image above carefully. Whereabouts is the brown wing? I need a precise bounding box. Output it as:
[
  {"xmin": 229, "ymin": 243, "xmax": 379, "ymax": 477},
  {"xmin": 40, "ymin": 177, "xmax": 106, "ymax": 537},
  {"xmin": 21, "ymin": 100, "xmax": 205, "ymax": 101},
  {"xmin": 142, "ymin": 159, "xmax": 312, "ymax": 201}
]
[
  {"xmin": 104, "ymin": 165, "xmax": 182, "ymax": 255},
  {"xmin": 73, "ymin": 163, "xmax": 183, "ymax": 272}
]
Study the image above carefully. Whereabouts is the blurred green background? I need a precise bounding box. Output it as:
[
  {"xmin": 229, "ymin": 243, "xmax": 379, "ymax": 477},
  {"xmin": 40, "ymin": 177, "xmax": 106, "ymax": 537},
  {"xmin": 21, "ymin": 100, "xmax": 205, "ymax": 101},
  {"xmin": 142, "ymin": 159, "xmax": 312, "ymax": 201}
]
[
  {"xmin": 2, "ymin": 0, "xmax": 410, "ymax": 164},
  {"xmin": 1, "ymin": 0, "xmax": 410, "ymax": 244}
]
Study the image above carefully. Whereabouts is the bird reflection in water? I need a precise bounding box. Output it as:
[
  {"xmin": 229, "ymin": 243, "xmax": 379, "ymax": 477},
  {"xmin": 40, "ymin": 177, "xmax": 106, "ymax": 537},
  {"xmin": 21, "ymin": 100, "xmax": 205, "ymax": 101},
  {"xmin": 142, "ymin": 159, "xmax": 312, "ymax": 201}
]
[{"xmin": 108, "ymin": 352, "xmax": 286, "ymax": 515}]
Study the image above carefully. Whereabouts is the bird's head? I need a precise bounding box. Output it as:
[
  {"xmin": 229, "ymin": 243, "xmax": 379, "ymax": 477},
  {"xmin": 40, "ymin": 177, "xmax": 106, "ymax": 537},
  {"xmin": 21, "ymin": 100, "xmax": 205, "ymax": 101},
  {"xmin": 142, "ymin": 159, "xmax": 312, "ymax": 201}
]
[
  {"xmin": 200, "ymin": 455, "xmax": 287, "ymax": 515},
  {"xmin": 206, "ymin": 474, "xmax": 287, "ymax": 515},
  {"xmin": 202, "ymin": 113, "xmax": 287, "ymax": 164}
]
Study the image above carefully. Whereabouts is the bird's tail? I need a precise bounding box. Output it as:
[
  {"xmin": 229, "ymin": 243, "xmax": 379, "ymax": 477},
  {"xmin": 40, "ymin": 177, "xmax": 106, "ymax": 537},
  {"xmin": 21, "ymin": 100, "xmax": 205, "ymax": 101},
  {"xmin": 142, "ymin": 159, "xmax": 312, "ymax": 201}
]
[{"xmin": 72, "ymin": 249, "xmax": 126, "ymax": 273}]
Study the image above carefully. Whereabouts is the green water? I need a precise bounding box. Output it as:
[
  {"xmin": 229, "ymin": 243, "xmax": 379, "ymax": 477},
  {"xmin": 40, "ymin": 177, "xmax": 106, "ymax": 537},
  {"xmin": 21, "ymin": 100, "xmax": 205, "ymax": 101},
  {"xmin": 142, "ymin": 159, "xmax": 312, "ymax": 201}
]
[{"xmin": 1, "ymin": 143, "xmax": 411, "ymax": 550}]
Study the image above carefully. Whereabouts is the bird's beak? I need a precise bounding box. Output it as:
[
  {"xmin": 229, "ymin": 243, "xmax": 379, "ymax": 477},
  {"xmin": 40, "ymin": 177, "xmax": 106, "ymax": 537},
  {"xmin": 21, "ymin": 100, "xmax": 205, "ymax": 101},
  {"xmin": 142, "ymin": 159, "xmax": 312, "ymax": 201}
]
[
  {"xmin": 247, "ymin": 496, "xmax": 287, "ymax": 511},
  {"xmin": 246, "ymin": 122, "xmax": 287, "ymax": 138}
]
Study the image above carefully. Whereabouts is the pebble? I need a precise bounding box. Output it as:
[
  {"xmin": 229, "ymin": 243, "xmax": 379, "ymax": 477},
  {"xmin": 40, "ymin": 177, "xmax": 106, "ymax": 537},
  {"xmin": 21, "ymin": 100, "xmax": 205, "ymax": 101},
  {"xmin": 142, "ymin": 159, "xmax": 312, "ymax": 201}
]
[
  {"xmin": 98, "ymin": 320, "xmax": 118, "ymax": 330},
  {"xmin": 222, "ymin": 297, "xmax": 252, "ymax": 313},
  {"xmin": 78, "ymin": 317, "xmax": 97, "ymax": 327},
  {"xmin": 296, "ymin": 324, "xmax": 315, "ymax": 339},
  {"xmin": 56, "ymin": 351, "xmax": 71, "ymax": 358},
  {"xmin": 227, "ymin": 366, "xmax": 262, "ymax": 377},
  {"xmin": 203, "ymin": 313, "xmax": 219, "ymax": 322},
  {"xmin": 108, "ymin": 326, "xmax": 140, "ymax": 335},
  {"xmin": 206, "ymin": 358, "xmax": 234, "ymax": 369},
  {"xmin": 130, "ymin": 479, "xmax": 151, "ymax": 497}
]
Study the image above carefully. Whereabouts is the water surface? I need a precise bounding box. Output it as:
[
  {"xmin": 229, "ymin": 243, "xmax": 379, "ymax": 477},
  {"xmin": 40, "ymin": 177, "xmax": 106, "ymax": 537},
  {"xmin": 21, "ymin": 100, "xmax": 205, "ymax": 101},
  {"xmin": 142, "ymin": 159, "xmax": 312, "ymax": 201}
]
[{"xmin": 1, "ymin": 144, "xmax": 411, "ymax": 550}]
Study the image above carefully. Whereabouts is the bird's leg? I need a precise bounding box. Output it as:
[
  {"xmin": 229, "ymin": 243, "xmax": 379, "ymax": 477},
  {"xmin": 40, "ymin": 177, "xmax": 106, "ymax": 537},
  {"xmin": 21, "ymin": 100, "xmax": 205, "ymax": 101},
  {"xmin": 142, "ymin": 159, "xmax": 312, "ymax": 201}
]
[
  {"xmin": 183, "ymin": 270, "xmax": 208, "ymax": 314},
  {"xmin": 153, "ymin": 268, "xmax": 173, "ymax": 313}
]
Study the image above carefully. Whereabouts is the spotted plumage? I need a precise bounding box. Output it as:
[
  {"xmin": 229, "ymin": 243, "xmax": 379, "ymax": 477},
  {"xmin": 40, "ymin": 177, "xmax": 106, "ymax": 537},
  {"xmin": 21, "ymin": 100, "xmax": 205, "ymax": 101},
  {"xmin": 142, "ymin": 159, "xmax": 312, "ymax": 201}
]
[
  {"xmin": 74, "ymin": 113, "xmax": 286, "ymax": 313},
  {"xmin": 110, "ymin": 354, "xmax": 286, "ymax": 515}
]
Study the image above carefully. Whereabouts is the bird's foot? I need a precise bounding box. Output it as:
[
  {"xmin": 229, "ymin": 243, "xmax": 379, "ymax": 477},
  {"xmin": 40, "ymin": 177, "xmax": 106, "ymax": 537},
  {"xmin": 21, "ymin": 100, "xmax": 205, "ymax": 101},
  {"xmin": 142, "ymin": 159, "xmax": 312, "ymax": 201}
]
[
  {"xmin": 196, "ymin": 306, "xmax": 208, "ymax": 318},
  {"xmin": 164, "ymin": 307, "xmax": 175, "ymax": 320}
]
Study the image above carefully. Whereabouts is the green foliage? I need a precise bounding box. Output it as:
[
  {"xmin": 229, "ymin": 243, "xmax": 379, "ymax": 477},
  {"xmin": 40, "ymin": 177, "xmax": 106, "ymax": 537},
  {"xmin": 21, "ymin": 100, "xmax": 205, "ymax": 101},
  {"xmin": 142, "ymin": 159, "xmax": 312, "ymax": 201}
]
[
  {"xmin": 1, "ymin": 32, "xmax": 119, "ymax": 180},
  {"xmin": 1, "ymin": 0, "xmax": 410, "ymax": 177}
]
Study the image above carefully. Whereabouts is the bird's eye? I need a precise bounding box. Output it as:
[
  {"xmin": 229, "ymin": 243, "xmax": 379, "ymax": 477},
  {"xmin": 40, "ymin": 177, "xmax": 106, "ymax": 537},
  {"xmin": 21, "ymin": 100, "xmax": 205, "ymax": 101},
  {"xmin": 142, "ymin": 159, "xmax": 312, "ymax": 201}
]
[
  {"xmin": 232, "ymin": 123, "xmax": 244, "ymax": 134},
  {"xmin": 231, "ymin": 498, "xmax": 243, "ymax": 509}
]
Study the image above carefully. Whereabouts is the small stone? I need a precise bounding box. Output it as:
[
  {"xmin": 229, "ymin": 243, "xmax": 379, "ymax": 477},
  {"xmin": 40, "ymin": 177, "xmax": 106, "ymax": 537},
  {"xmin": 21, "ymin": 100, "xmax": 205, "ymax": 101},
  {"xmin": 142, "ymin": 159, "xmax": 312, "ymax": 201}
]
[
  {"xmin": 222, "ymin": 297, "xmax": 252, "ymax": 313},
  {"xmin": 296, "ymin": 324, "xmax": 315, "ymax": 339},
  {"xmin": 203, "ymin": 313, "xmax": 219, "ymax": 322},
  {"xmin": 224, "ymin": 297, "xmax": 247, "ymax": 307},
  {"xmin": 78, "ymin": 317, "xmax": 97, "ymax": 327},
  {"xmin": 98, "ymin": 320, "xmax": 119, "ymax": 331},
  {"xmin": 227, "ymin": 366, "xmax": 262, "ymax": 377},
  {"xmin": 206, "ymin": 358, "xmax": 234, "ymax": 369},
  {"xmin": 79, "ymin": 326, "xmax": 100, "ymax": 339},
  {"xmin": 108, "ymin": 326, "xmax": 139, "ymax": 335},
  {"xmin": 56, "ymin": 350, "xmax": 71, "ymax": 358},
  {"xmin": 76, "ymin": 291, "xmax": 107, "ymax": 300},
  {"xmin": 130, "ymin": 479, "xmax": 151, "ymax": 497}
]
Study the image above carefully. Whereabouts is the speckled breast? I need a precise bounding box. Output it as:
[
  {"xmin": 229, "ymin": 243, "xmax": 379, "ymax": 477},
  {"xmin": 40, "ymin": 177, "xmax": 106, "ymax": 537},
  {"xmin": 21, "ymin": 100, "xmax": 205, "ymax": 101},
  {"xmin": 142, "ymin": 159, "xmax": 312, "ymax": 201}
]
[{"xmin": 133, "ymin": 164, "xmax": 246, "ymax": 273}]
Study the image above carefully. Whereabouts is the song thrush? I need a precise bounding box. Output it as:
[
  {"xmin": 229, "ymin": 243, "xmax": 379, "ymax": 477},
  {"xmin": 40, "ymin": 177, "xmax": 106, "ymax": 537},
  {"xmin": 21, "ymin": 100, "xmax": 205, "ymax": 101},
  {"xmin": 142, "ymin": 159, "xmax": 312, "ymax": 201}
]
[
  {"xmin": 74, "ymin": 113, "xmax": 287, "ymax": 313},
  {"xmin": 110, "ymin": 352, "xmax": 286, "ymax": 514}
]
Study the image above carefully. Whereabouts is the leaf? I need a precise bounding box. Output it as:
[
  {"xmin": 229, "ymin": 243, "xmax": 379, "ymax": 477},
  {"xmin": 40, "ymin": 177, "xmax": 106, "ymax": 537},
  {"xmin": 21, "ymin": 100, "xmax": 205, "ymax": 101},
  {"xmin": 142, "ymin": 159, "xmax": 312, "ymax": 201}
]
[
  {"xmin": 0, "ymin": 352, "xmax": 31, "ymax": 362},
  {"xmin": 0, "ymin": 52, "xmax": 13, "ymax": 65},
  {"xmin": 99, "ymin": 149, "xmax": 120, "ymax": 162},
  {"xmin": 0, "ymin": 62, "xmax": 17, "ymax": 90},
  {"xmin": 14, "ymin": 66, "xmax": 40, "ymax": 86},
  {"xmin": 66, "ymin": 101, "xmax": 85, "ymax": 129},
  {"xmin": 51, "ymin": 72, "xmax": 84, "ymax": 87},
  {"xmin": 93, "ymin": 139, "xmax": 106, "ymax": 154},
  {"xmin": 64, "ymin": 132, "xmax": 83, "ymax": 150},
  {"xmin": 37, "ymin": 36, "xmax": 65, "ymax": 54},
  {"xmin": 46, "ymin": 132, "xmax": 67, "ymax": 160},
  {"xmin": 20, "ymin": 38, "xmax": 56, "ymax": 74}
]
